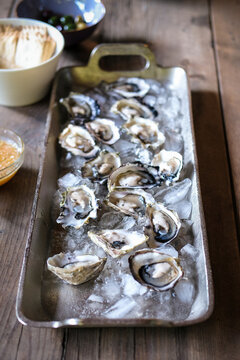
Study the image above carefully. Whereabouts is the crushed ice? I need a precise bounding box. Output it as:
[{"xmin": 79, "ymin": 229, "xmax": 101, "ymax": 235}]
[{"xmin": 44, "ymin": 78, "xmax": 201, "ymax": 322}]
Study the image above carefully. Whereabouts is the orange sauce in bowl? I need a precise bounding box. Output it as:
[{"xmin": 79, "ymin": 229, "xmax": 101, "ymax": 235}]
[
  {"xmin": 0, "ymin": 140, "xmax": 19, "ymax": 169},
  {"xmin": 0, "ymin": 140, "xmax": 20, "ymax": 185}
]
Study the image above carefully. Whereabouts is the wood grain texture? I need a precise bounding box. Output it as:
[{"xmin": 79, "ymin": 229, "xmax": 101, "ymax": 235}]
[
  {"xmin": 0, "ymin": 93, "xmax": 65, "ymax": 360},
  {"xmin": 0, "ymin": 2, "xmax": 65, "ymax": 359},
  {"xmin": 99, "ymin": 328, "xmax": 134, "ymax": 360},
  {"xmin": 0, "ymin": 0, "xmax": 239, "ymax": 359},
  {"xmin": 211, "ymin": 0, "xmax": 240, "ymax": 229},
  {"xmin": 64, "ymin": 329, "xmax": 99, "ymax": 360}
]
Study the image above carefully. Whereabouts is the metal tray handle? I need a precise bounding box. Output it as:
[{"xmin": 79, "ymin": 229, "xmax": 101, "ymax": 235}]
[{"xmin": 87, "ymin": 43, "xmax": 157, "ymax": 78}]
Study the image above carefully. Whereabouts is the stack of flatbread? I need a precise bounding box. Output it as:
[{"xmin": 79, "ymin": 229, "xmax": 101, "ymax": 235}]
[{"xmin": 0, "ymin": 25, "xmax": 56, "ymax": 69}]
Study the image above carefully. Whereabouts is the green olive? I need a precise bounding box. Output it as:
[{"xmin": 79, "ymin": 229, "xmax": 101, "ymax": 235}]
[
  {"xmin": 63, "ymin": 23, "xmax": 77, "ymax": 31},
  {"xmin": 60, "ymin": 15, "xmax": 75, "ymax": 25},
  {"xmin": 48, "ymin": 16, "xmax": 60, "ymax": 27}
]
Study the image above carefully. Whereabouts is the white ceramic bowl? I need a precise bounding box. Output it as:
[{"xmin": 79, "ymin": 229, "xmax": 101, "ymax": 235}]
[{"xmin": 0, "ymin": 18, "xmax": 65, "ymax": 106}]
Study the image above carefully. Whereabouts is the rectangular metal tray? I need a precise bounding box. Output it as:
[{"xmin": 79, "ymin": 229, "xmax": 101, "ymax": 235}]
[{"xmin": 16, "ymin": 43, "xmax": 214, "ymax": 327}]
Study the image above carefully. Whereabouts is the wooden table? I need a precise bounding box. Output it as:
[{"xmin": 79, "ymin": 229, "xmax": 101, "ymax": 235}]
[{"xmin": 0, "ymin": 0, "xmax": 240, "ymax": 359}]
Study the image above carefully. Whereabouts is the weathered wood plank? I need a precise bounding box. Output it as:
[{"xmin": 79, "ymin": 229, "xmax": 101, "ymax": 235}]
[
  {"xmin": 15, "ymin": 328, "xmax": 64, "ymax": 360},
  {"xmin": 64, "ymin": 329, "xmax": 99, "ymax": 360},
  {"xmin": 99, "ymin": 328, "xmax": 134, "ymax": 360},
  {"xmin": 0, "ymin": 4, "xmax": 66, "ymax": 359},
  {"xmin": 0, "ymin": 100, "xmax": 66, "ymax": 360},
  {"xmin": 211, "ymin": 0, "xmax": 240, "ymax": 228}
]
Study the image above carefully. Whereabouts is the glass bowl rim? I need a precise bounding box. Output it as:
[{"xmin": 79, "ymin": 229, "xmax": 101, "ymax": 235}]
[{"xmin": 0, "ymin": 128, "xmax": 25, "ymax": 176}]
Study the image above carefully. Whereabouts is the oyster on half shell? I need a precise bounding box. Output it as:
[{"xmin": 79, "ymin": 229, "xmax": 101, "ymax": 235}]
[
  {"xmin": 60, "ymin": 93, "xmax": 100, "ymax": 122},
  {"xmin": 108, "ymin": 77, "xmax": 150, "ymax": 98},
  {"xmin": 88, "ymin": 230, "xmax": 148, "ymax": 258},
  {"xmin": 151, "ymin": 149, "xmax": 183, "ymax": 185},
  {"xmin": 85, "ymin": 118, "xmax": 120, "ymax": 145},
  {"xmin": 111, "ymin": 99, "xmax": 154, "ymax": 121},
  {"xmin": 59, "ymin": 124, "xmax": 99, "ymax": 158},
  {"xmin": 47, "ymin": 251, "xmax": 106, "ymax": 285},
  {"xmin": 81, "ymin": 150, "xmax": 121, "ymax": 181},
  {"xmin": 108, "ymin": 163, "xmax": 159, "ymax": 191},
  {"xmin": 106, "ymin": 188, "xmax": 154, "ymax": 218},
  {"xmin": 123, "ymin": 117, "xmax": 165, "ymax": 149},
  {"xmin": 129, "ymin": 249, "xmax": 183, "ymax": 291},
  {"xmin": 57, "ymin": 185, "xmax": 98, "ymax": 229},
  {"xmin": 145, "ymin": 202, "xmax": 181, "ymax": 247}
]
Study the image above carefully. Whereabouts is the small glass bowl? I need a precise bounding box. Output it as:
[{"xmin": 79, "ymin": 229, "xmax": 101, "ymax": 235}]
[{"xmin": 0, "ymin": 128, "xmax": 25, "ymax": 186}]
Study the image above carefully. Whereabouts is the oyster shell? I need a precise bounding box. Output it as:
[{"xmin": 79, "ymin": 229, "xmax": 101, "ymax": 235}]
[
  {"xmin": 85, "ymin": 118, "xmax": 120, "ymax": 145},
  {"xmin": 60, "ymin": 93, "xmax": 100, "ymax": 121},
  {"xmin": 88, "ymin": 229, "xmax": 148, "ymax": 258},
  {"xmin": 106, "ymin": 188, "xmax": 154, "ymax": 218},
  {"xmin": 47, "ymin": 251, "xmax": 106, "ymax": 285},
  {"xmin": 145, "ymin": 202, "xmax": 181, "ymax": 247},
  {"xmin": 129, "ymin": 249, "xmax": 183, "ymax": 291},
  {"xmin": 59, "ymin": 124, "xmax": 99, "ymax": 157},
  {"xmin": 151, "ymin": 149, "xmax": 183, "ymax": 185},
  {"xmin": 123, "ymin": 117, "xmax": 165, "ymax": 149},
  {"xmin": 111, "ymin": 99, "xmax": 154, "ymax": 121},
  {"xmin": 81, "ymin": 150, "xmax": 121, "ymax": 181},
  {"xmin": 57, "ymin": 185, "xmax": 98, "ymax": 229},
  {"xmin": 108, "ymin": 163, "xmax": 159, "ymax": 191},
  {"xmin": 108, "ymin": 77, "xmax": 150, "ymax": 98}
]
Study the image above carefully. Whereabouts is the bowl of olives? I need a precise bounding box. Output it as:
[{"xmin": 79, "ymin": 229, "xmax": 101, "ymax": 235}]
[{"xmin": 16, "ymin": 0, "xmax": 106, "ymax": 46}]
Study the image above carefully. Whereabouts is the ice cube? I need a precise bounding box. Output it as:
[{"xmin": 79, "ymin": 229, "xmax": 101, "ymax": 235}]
[
  {"xmin": 101, "ymin": 279, "xmax": 121, "ymax": 301},
  {"xmin": 157, "ymin": 244, "xmax": 179, "ymax": 258},
  {"xmin": 174, "ymin": 279, "xmax": 195, "ymax": 305},
  {"xmin": 180, "ymin": 243, "xmax": 199, "ymax": 260},
  {"xmin": 167, "ymin": 96, "xmax": 181, "ymax": 116},
  {"xmin": 143, "ymin": 94, "xmax": 157, "ymax": 107},
  {"xmin": 164, "ymin": 129, "xmax": 184, "ymax": 153},
  {"xmin": 155, "ymin": 178, "xmax": 192, "ymax": 204},
  {"xmin": 88, "ymin": 294, "xmax": 104, "ymax": 303},
  {"xmin": 116, "ymin": 254, "xmax": 131, "ymax": 270},
  {"xmin": 104, "ymin": 297, "xmax": 137, "ymax": 318},
  {"xmin": 122, "ymin": 274, "xmax": 147, "ymax": 297},
  {"xmin": 87, "ymin": 302, "xmax": 104, "ymax": 313},
  {"xmin": 170, "ymin": 200, "xmax": 192, "ymax": 219},
  {"xmin": 115, "ymin": 216, "xmax": 136, "ymax": 230},
  {"xmin": 58, "ymin": 172, "xmax": 79, "ymax": 188},
  {"xmin": 98, "ymin": 211, "xmax": 124, "ymax": 229},
  {"xmin": 60, "ymin": 153, "xmax": 86, "ymax": 170},
  {"xmin": 113, "ymin": 139, "xmax": 136, "ymax": 155}
]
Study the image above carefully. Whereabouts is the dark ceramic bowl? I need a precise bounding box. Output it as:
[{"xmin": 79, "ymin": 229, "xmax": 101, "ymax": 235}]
[{"xmin": 16, "ymin": 0, "xmax": 106, "ymax": 47}]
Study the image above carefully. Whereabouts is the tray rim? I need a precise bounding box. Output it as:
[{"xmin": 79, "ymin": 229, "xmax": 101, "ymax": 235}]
[{"xmin": 16, "ymin": 44, "xmax": 214, "ymax": 328}]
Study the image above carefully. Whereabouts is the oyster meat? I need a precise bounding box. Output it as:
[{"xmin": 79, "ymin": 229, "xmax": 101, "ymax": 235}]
[
  {"xmin": 151, "ymin": 149, "xmax": 183, "ymax": 185},
  {"xmin": 108, "ymin": 77, "xmax": 150, "ymax": 98},
  {"xmin": 57, "ymin": 185, "xmax": 98, "ymax": 229},
  {"xmin": 111, "ymin": 99, "xmax": 154, "ymax": 121},
  {"xmin": 145, "ymin": 202, "xmax": 181, "ymax": 247},
  {"xmin": 85, "ymin": 118, "xmax": 120, "ymax": 145},
  {"xmin": 81, "ymin": 150, "xmax": 121, "ymax": 181},
  {"xmin": 60, "ymin": 93, "xmax": 100, "ymax": 121},
  {"xmin": 59, "ymin": 124, "xmax": 99, "ymax": 157},
  {"xmin": 47, "ymin": 251, "xmax": 106, "ymax": 285},
  {"xmin": 88, "ymin": 230, "xmax": 148, "ymax": 258},
  {"xmin": 129, "ymin": 249, "xmax": 183, "ymax": 291},
  {"xmin": 106, "ymin": 188, "xmax": 154, "ymax": 218},
  {"xmin": 108, "ymin": 163, "xmax": 159, "ymax": 191},
  {"xmin": 123, "ymin": 117, "xmax": 165, "ymax": 149}
]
